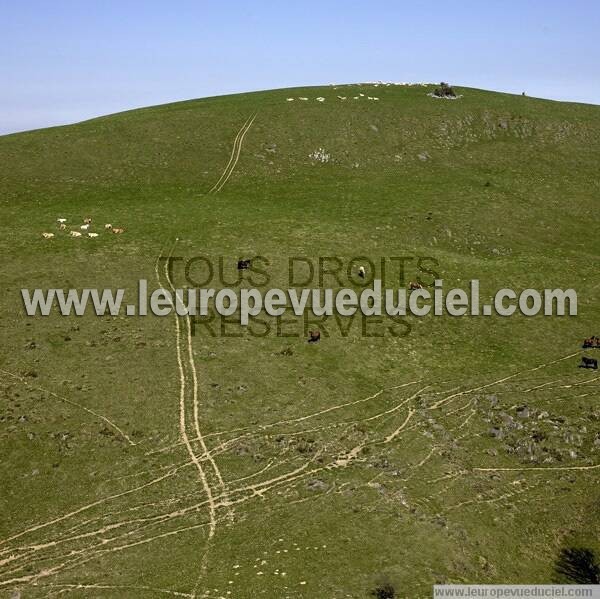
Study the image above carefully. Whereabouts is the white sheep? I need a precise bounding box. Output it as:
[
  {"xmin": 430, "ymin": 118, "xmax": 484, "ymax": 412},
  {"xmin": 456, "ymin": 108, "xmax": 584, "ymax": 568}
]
[
  {"xmin": 337, "ymin": 96, "xmax": 347, "ymax": 100},
  {"xmin": 104, "ymin": 223, "xmax": 113, "ymax": 230},
  {"xmin": 286, "ymin": 98, "xmax": 295, "ymax": 102},
  {"xmin": 70, "ymin": 230, "xmax": 82, "ymax": 237},
  {"xmin": 59, "ymin": 223, "xmax": 67, "ymax": 230},
  {"xmin": 80, "ymin": 224, "xmax": 90, "ymax": 231},
  {"xmin": 316, "ymin": 97, "xmax": 325, "ymax": 102},
  {"xmin": 88, "ymin": 232, "xmax": 99, "ymax": 238},
  {"xmin": 42, "ymin": 232, "xmax": 55, "ymax": 239},
  {"xmin": 298, "ymin": 97, "xmax": 308, "ymax": 101},
  {"xmin": 57, "ymin": 218, "xmax": 67, "ymax": 224}
]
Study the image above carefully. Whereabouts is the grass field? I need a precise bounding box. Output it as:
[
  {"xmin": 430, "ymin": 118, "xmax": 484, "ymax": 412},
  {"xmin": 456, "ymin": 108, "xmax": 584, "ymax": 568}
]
[{"xmin": 0, "ymin": 83, "xmax": 599, "ymax": 598}]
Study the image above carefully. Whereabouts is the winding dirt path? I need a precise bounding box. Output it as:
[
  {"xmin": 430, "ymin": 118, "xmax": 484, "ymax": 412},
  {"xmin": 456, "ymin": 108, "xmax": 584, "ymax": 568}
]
[
  {"xmin": 208, "ymin": 113, "xmax": 257, "ymax": 194},
  {"xmin": 154, "ymin": 248, "xmax": 218, "ymax": 544},
  {"xmin": 0, "ymin": 369, "xmax": 135, "ymax": 446}
]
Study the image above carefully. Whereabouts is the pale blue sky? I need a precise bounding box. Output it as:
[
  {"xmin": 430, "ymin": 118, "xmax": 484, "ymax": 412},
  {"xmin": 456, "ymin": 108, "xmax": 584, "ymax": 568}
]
[{"xmin": 2, "ymin": 1, "xmax": 599, "ymax": 134}]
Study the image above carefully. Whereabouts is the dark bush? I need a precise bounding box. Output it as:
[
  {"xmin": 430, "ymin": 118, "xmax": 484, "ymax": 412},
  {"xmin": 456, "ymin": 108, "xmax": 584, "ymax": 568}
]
[
  {"xmin": 554, "ymin": 547, "xmax": 600, "ymax": 584},
  {"xmin": 370, "ymin": 582, "xmax": 396, "ymax": 599},
  {"xmin": 433, "ymin": 82, "xmax": 456, "ymax": 98}
]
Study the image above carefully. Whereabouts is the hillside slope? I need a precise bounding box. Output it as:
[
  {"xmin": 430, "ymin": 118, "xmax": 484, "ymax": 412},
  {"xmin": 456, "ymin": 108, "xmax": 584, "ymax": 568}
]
[{"xmin": 0, "ymin": 84, "xmax": 599, "ymax": 598}]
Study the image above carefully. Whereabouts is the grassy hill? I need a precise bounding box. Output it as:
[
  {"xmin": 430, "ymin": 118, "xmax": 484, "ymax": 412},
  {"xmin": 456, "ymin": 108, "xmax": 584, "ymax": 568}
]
[{"xmin": 0, "ymin": 83, "xmax": 599, "ymax": 598}]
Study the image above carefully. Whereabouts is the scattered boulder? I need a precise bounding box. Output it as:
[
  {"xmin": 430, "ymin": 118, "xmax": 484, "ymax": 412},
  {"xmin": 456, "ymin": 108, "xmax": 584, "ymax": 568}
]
[
  {"xmin": 489, "ymin": 427, "xmax": 503, "ymax": 439},
  {"xmin": 307, "ymin": 478, "xmax": 329, "ymax": 492}
]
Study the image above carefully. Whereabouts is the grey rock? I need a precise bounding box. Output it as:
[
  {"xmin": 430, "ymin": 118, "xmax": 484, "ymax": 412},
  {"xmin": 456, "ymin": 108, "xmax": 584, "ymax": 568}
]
[
  {"xmin": 489, "ymin": 427, "xmax": 503, "ymax": 439},
  {"xmin": 307, "ymin": 478, "xmax": 329, "ymax": 491}
]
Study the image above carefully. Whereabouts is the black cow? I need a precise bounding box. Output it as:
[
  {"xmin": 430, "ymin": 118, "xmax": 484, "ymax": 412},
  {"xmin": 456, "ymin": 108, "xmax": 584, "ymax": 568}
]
[
  {"xmin": 583, "ymin": 336, "xmax": 600, "ymax": 349},
  {"xmin": 579, "ymin": 356, "xmax": 598, "ymax": 370},
  {"xmin": 237, "ymin": 259, "xmax": 251, "ymax": 270},
  {"xmin": 307, "ymin": 330, "xmax": 321, "ymax": 344}
]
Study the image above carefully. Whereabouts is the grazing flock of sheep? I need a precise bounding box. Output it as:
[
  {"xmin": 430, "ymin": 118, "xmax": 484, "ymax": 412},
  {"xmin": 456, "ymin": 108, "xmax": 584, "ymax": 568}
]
[
  {"xmin": 286, "ymin": 93, "xmax": 379, "ymax": 102},
  {"xmin": 42, "ymin": 218, "xmax": 125, "ymax": 240},
  {"xmin": 285, "ymin": 82, "xmax": 430, "ymax": 103}
]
